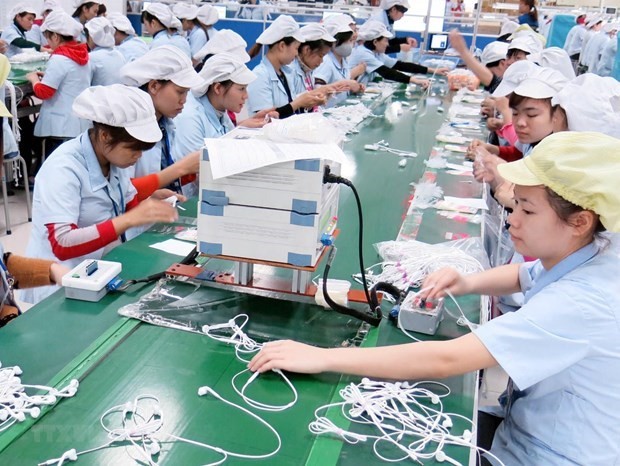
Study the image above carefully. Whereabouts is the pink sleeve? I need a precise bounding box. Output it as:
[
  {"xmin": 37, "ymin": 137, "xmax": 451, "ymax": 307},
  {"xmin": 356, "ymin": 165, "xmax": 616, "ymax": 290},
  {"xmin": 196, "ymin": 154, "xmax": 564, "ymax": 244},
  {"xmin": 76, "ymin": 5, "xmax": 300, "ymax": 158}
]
[{"xmin": 496, "ymin": 123, "xmax": 519, "ymax": 146}]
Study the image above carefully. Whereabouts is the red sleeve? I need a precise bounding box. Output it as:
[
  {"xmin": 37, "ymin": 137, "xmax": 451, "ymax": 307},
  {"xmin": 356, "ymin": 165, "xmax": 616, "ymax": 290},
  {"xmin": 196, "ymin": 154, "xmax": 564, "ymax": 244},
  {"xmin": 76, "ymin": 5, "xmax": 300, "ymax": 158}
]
[
  {"xmin": 46, "ymin": 221, "xmax": 118, "ymax": 261},
  {"xmin": 130, "ymin": 174, "xmax": 160, "ymax": 202},
  {"xmin": 498, "ymin": 145, "xmax": 523, "ymax": 162},
  {"xmin": 33, "ymin": 82, "xmax": 57, "ymax": 100}
]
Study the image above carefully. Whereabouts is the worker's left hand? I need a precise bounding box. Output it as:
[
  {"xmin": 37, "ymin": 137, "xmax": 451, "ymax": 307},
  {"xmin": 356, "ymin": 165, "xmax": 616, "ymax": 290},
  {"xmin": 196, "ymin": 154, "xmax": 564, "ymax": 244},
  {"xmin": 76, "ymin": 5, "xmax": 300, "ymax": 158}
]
[
  {"xmin": 406, "ymin": 37, "xmax": 418, "ymax": 48},
  {"xmin": 151, "ymin": 189, "xmax": 187, "ymax": 203},
  {"xmin": 248, "ymin": 340, "xmax": 328, "ymax": 374},
  {"xmin": 176, "ymin": 150, "xmax": 200, "ymax": 176},
  {"xmin": 26, "ymin": 71, "xmax": 44, "ymax": 84},
  {"xmin": 239, "ymin": 108, "xmax": 279, "ymax": 128}
]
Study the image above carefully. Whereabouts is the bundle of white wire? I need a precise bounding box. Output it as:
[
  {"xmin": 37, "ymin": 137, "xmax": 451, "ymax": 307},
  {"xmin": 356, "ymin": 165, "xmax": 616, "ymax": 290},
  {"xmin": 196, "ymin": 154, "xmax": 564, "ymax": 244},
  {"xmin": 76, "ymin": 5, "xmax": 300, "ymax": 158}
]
[
  {"xmin": 309, "ymin": 378, "xmax": 505, "ymax": 465},
  {"xmin": 0, "ymin": 362, "xmax": 79, "ymax": 433},
  {"xmin": 321, "ymin": 103, "xmax": 372, "ymax": 134}
]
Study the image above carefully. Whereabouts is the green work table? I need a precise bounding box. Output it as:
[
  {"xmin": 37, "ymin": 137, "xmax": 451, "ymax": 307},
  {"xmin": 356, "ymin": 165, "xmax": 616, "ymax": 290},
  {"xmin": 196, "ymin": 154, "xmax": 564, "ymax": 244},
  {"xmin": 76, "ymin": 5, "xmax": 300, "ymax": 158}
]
[{"xmin": 0, "ymin": 85, "xmax": 485, "ymax": 465}]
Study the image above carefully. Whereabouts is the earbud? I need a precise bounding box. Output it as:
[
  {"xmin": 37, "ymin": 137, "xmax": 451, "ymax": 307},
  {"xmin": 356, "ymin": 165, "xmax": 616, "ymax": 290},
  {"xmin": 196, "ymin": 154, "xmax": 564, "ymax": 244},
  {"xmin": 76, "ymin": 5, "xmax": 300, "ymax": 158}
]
[
  {"xmin": 430, "ymin": 395, "xmax": 440, "ymax": 404},
  {"xmin": 147, "ymin": 440, "xmax": 161, "ymax": 456},
  {"xmin": 462, "ymin": 429, "xmax": 472, "ymax": 442},
  {"xmin": 435, "ymin": 450, "xmax": 460, "ymax": 465},
  {"xmin": 197, "ymin": 386, "xmax": 210, "ymax": 396},
  {"xmin": 442, "ymin": 417, "xmax": 453, "ymax": 429}
]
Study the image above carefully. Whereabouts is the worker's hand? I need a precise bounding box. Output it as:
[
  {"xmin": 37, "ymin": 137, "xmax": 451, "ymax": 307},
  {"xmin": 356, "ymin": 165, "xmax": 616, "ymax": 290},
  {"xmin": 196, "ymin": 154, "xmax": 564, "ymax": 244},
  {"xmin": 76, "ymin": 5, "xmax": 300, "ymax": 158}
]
[
  {"xmin": 239, "ymin": 108, "xmax": 278, "ymax": 128},
  {"xmin": 126, "ymin": 198, "xmax": 178, "ymax": 227},
  {"xmin": 0, "ymin": 40, "xmax": 8, "ymax": 54},
  {"xmin": 50, "ymin": 263, "xmax": 71, "ymax": 285},
  {"xmin": 351, "ymin": 62, "xmax": 367, "ymax": 77},
  {"xmin": 406, "ymin": 36, "xmax": 418, "ymax": 48},
  {"xmin": 41, "ymin": 46, "xmax": 53, "ymax": 54},
  {"xmin": 175, "ymin": 150, "xmax": 200, "ymax": 176},
  {"xmin": 292, "ymin": 89, "xmax": 327, "ymax": 110},
  {"xmin": 419, "ymin": 267, "xmax": 470, "ymax": 301},
  {"xmin": 400, "ymin": 43, "xmax": 412, "ymax": 53},
  {"xmin": 486, "ymin": 117, "xmax": 504, "ymax": 132},
  {"xmin": 150, "ymin": 189, "xmax": 187, "ymax": 203},
  {"xmin": 428, "ymin": 67, "xmax": 450, "ymax": 76},
  {"xmin": 473, "ymin": 150, "xmax": 506, "ymax": 188},
  {"xmin": 448, "ymin": 29, "xmax": 468, "ymax": 54},
  {"xmin": 410, "ymin": 77, "xmax": 430, "ymax": 88},
  {"xmin": 26, "ymin": 71, "xmax": 44, "ymax": 84},
  {"xmin": 248, "ymin": 340, "xmax": 328, "ymax": 374}
]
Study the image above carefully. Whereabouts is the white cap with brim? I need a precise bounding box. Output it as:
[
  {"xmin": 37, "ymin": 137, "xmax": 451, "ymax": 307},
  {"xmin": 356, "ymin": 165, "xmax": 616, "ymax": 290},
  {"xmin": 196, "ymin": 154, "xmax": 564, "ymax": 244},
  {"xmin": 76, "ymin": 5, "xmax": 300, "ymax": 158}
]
[
  {"xmin": 107, "ymin": 12, "xmax": 136, "ymax": 35},
  {"xmin": 380, "ymin": 0, "xmax": 410, "ymax": 10},
  {"xmin": 9, "ymin": 4, "xmax": 37, "ymax": 20},
  {"xmin": 528, "ymin": 47, "xmax": 575, "ymax": 80},
  {"xmin": 194, "ymin": 52, "xmax": 256, "ymax": 95},
  {"xmin": 144, "ymin": 3, "xmax": 176, "ymax": 28},
  {"xmin": 73, "ymin": 85, "xmax": 162, "ymax": 143},
  {"xmin": 492, "ymin": 60, "xmax": 538, "ymax": 97},
  {"xmin": 499, "ymin": 19, "xmax": 519, "ymax": 37},
  {"xmin": 172, "ymin": 3, "xmax": 199, "ymax": 20},
  {"xmin": 510, "ymin": 67, "xmax": 568, "ymax": 99},
  {"xmin": 41, "ymin": 10, "xmax": 83, "ymax": 39},
  {"xmin": 508, "ymin": 34, "xmax": 543, "ymax": 55},
  {"xmin": 193, "ymin": 29, "xmax": 250, "ymax": 63},
  {"xmin": 324, "ymin": 14, "xmax": 355, "ymax": 37},
  {"xmin": 358, "ymin": 20, "xmax": 394, "ymax": 41},
  {"xmin": 256, "ymin": 15, "xmax": 304, "ymax": 45},
  {"xmin": 497, "ymin": 131, "xmax": 620, "ymax": 232},
  {"xmin": 42, "ymin": 0, "xmax": 60, "ymax": 14},
  {"xmin": 0, "ymin": 55, "xmax": 12, "ymax": 118},
  {"xmin": 480, "ymin": 41, "xmax": 509, "ymax": 66},
  {"xmin": 120, "ymin": 45, "xmax": 206, "ymax": 89},
  {"xmin": 85, "ymin": 17, "xmax": 115, "ymax": 48},
  {"xmin": 552, "ymin": 74, "xmax": 620, "ymax": 139},
  {"xmin": 197, "ymin": 4, "xmax": 219, "ymax": 26},
  {"xmin": 298, "ymin": 23, "xmax": 335, "ymax": 43}
]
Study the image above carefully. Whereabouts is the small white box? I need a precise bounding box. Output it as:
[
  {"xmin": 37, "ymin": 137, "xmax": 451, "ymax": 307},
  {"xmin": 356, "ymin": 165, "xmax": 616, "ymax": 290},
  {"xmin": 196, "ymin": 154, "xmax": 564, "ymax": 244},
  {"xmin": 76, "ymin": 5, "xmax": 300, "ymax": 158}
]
[{"xmin": 62, "ymin": 260, "xmax": 122, "ymax": 302}]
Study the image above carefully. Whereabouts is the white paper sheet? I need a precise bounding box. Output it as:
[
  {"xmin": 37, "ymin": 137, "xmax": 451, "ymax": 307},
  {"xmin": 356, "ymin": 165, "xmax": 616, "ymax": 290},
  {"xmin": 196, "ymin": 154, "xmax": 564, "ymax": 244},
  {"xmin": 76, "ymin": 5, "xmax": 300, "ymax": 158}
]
[
  {"xmin": 149, "ymin": 239, "xmax": 196, "ymax": 257},
  {"xmin": 204, "ymin": 138, "xmax": 347, "ymax": 180}
]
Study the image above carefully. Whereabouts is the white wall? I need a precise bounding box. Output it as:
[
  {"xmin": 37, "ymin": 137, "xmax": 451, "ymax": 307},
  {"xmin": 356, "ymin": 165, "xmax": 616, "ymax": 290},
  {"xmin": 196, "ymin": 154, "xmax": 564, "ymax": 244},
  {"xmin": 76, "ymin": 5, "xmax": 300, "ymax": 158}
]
[{"xmin": 1, "ymin": 0, "xmax": 125, "ymax": 29}]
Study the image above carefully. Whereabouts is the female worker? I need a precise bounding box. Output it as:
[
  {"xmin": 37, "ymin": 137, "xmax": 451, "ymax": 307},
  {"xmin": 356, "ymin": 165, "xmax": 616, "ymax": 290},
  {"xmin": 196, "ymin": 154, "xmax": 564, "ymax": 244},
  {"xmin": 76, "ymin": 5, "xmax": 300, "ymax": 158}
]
[
  {"xmin": 85, "ymin": 16, "xmax": 126, "ymax": 85},
  {"xmin": 250, "ymin": 131, "xmax": 620, "ymax": 466},
  {"xmin": 172, "ymin": 3, "xmax": 205, "ymax": 59},
  {"xmin": 26, "ymin": 10, "xmax": 91, "ymax": 158},
  {"xmin": 517, "ymin": 0, "xmax": 538, "ymax": 30},
  {"xmin": 314, "ymin": 16, "xmax": 366, "ymax": 106},
  {"xmin": 1, "ymin": 4, "xmax": 48, "ymax": 57},
  {"xmin": 349, "ymin": 21, "xmax": 440, "ymax": 87},
  {"xmin": 72, "ymin": 0, "xmax": 99, "ymax": 42},
  {"xmin": 247, "ymin": 15, "xmax": 328, "ymax": 117},
  {"xmin": 193, "ymin": 29, "xmax": 250, "ymax": 72},
  {"xmin": 141, "ymin": 2, "xmax": 191, "ymax": 58},
  {"xmin": 196, "ymin": 5, "xmax": 219, "ymax": 43},
  {"xmin": 23, "ymin": 84, "xmax": 182, "ymax": 304},
  {"xmin": 107, "ymin": 12, "xmax": 148, "ymax": 63},
  {"xmin": 370, "ymin": 0, "xmax": 418, "ymax": 54}
]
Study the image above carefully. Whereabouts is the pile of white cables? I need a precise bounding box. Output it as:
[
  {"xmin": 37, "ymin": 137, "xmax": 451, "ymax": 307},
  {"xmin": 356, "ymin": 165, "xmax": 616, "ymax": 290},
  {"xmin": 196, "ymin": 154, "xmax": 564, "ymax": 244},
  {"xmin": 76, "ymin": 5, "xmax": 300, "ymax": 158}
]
[
  {"xmin": 321, "ymin": 103, "xmax": 372, "ymax": 134},
  {"xmin": 0, "ymin": 363, "xmax": 79, "ymax": 433},
  {"xmin": 310, "ymin": 378, "xmax": 505, "ymax": 465}
]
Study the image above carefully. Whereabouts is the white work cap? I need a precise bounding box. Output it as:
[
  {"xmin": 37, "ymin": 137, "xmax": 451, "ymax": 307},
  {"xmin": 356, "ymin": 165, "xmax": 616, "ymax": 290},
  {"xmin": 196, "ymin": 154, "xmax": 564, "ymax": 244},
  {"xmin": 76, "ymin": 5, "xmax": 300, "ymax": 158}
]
[
  {"xmin": 298, "ymin": 23, "xmax": 335, "ymax": 43},
  {"xmin": 358, "ymin": 20, "xmax": 394, "ymax": 41},
  {"xmin": 492, "ymin": 60, "xmax": 538, "ymax": 97},
  {"xmin": 508, "ymin": 34, "xmax": 542, "ymax": 55},
  {"xmin": 480, "ymin": 41, "xmax": 508, "ymax": 66},
  {"xmin": 528, "ymin": 47, "xmax": 575, "ymax": 80},
  {"xmin": 380, "ymin": 0, "xmax": 410, "ymax": 10},
  {"xmin": 323, "ymin": 14, "xmax": 355, "ymax": 36},
  {"xmin": 143, "ymin": 3, "xmax": 176, "ymax": 28},
  {"xmin": 256, "ymin": 15, "xmax": 304, "ymax": 45},
  {"xmin": 602, "ymin": 21, "xmax": 617, "ymax": 33},
  {"xmin": 107, "ymin": 12, "xmax": 136, "ymax": 35},
  {"xmin": 510, "ymin": 66, "xmax": 568, "ymax": 99},
  {"xmin": 586, "ymin": 14, "xmax": 603, "ymax": 28},
  {"xmin": 73, "ymin": 0, "xmax": 98, "ymax": 8},
  {"xmin": 194, "ymin": 52, "xmax": 256, "ymax": 95},
  {"xmin": 85, "ymin": 17, "xmax": 115, "ymax": 48},
  {"xmin": 193, "ymin": 29, "xmax": 250, "ymax": 63},
  {"xmin": 172, "ymin": 3, "xmax": 199, "ymax": 20},
  {"xmin": 552, "ymin": 74, "xmax": 620, "ymax": 138},
  {"xmin": 499, "ymin": 19, "xmax": 519, "ymax": 37},
  {"xmin": 8, "ymin": 4, "xmax": 37, "ymax": 20},
  {"xmin": 73, "ymin": 85, "xmax": 162, "ymax": 143},
  {"xmin": 41, "ymin": 10, "xmax": 83, "ymax": 39},
  {"xmin": 42, "ymin": 0, "xmax": 60, "ymax": 14},
  {"xmin": 120, "ymin": 45, "xmax": 205, "ymax": 89},
  {"xmin": 197, "ymin": 4, "xmax": 219, "ymax": 26}
]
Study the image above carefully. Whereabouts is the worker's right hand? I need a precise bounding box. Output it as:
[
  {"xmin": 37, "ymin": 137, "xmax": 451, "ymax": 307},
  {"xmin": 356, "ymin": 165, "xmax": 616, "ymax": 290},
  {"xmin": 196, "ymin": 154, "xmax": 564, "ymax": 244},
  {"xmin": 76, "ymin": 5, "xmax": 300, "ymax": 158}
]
[
  {"xmin": 248, "ymin": 340, "xmax": 328, "ymax": 374},
  {"xmin": 419, "ymin": 267, "xmax": 470, "ymax": 301},
  {"xmin": 410, "ymin": 77, "xmax": 430, "ymax": 88},
  {"xmin": 127, "ymin": 198, "xmax": 178, "ymax": 227},
  {"xmin": 448, "ymin": 29, "xmax": 467, "ymax": 54},
  {"xmin": 293, "ymin": 89, "xmax": 327, "ymax": 110},
  {"xmin": 176, "ymin": 150, "xmax": 200, "ymax": 176}
]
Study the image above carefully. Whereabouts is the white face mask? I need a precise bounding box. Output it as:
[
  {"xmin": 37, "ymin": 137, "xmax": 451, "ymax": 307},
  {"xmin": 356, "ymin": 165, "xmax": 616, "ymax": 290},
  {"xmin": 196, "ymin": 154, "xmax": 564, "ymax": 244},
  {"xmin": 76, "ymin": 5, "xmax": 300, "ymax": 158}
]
[{"xmin": 334, "ymin": 42, "xmax": 353, "ymax": 57}]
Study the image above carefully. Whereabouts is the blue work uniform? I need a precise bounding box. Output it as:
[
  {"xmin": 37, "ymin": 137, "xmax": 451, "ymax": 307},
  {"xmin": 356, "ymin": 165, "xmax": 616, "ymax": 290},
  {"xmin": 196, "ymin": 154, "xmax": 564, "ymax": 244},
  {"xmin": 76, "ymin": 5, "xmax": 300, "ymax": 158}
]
[
  {"xmin": 564, "ymin": 24, "xmax": 586, "ymax": 57},
  {"xmin": 89, "ymin": 46, "xmax": 126, "ymax": 85},
  {"xmin": 150, "ymin": 29, "xmax": 192, "ymax": 58},
  {"xmin": 247, "ymin": 55, "xmax": 298, "ymax": 115},
  {"xmin": 289, "ymin": 58, "xmax": 313, "ymax": 96},
  {"xmin": 26, "ymin": 24, "xmax": 46, "ymax": 46},
  {"xmin": 314, "ymin": 51, "xmax": 352, "ymax": 106},
  {"xmin": 518, "ymin": 13, "xmax": 539, "ymax": 30},
  {"xmin": 173, "ymin": 93, "xmax": 234, "ymax": 197},
  {"xmin": 117, "ymin": 35, "xmax": 149, "ymax": 63},
  {"xmin": 473, "ymin": 241, "xmax": 620, "ymax": 465},
  {"xmin": 238, "ymin": 1, "xmax": 266, "ymax": 20},
  {"xmin": 34, "ymin": 55, "xmax": 91, "ymax": 138},
  {"xmin": 596, "ymin": 37, "xmax": 616, "ymax": 76},
  {"xmin": 73, "ymin": 17, "xmax": 87, "ymax": 43},
  {"xmin": 1, "ymin": 22, "xmax": 38, "ymax": 58},
  {"xmin": 22, "ymin": 133, "xmax": 137, "ymax": 304},
  {"xmin": 580, "ymin": 32, "xmax": 609, "ymax": 70},
  {"xmin": 188, "ymin": 25, "xmax": 207, "ymax": 58},
  {"xmin": 370, "ymin": 10, "xmax": 392, "ymax": 34},
  {"xmin": 349, "ymin": 45, "xmax": 396, "ymax": 85}
]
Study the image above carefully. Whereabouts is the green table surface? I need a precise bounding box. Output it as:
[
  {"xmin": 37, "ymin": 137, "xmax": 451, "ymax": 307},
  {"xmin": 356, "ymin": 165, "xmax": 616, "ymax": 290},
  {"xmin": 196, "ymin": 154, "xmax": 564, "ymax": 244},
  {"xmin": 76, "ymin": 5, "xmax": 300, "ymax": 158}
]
[{"xmin": 0, "ymin": 85, "xmax": 484, "ymax": 465}]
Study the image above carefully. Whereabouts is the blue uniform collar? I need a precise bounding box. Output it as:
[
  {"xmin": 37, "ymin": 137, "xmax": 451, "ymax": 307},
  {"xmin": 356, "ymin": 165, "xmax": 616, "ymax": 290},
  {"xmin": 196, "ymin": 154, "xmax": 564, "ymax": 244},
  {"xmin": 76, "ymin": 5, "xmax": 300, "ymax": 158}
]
[
  {"xmin": 262, "ymin": 55, "xmax": 289, "ymax": 94},
  {"xmin": 524, "ymin": 241, "xmax": 599, "ymax": 303},
  {"xmin": 80, "ymin": 132, "xmax": 123, "ymax": 192},
  {"xmin": 199, "ymin": 95, "xmax": 231, "ymax": 136}
]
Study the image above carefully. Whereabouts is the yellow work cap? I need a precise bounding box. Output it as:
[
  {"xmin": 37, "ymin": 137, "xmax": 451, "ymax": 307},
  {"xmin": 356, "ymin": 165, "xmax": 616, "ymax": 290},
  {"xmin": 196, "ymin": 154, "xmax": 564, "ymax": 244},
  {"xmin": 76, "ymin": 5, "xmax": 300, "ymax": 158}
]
[
  {"xmin": 498, "ymin": 132, "xmax": 620, "ymax": 232},
  {"xmin": 0, "ymin": 55, "xmax": 12, "ymax": 118}
]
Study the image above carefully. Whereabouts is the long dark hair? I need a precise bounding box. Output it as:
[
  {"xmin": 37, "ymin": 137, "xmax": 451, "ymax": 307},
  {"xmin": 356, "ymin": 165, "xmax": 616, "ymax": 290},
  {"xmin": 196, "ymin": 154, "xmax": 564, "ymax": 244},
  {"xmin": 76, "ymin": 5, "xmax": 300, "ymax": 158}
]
[{"xmin": 521, "ymin": 0, "xmax": 538, "ymax": 23}]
